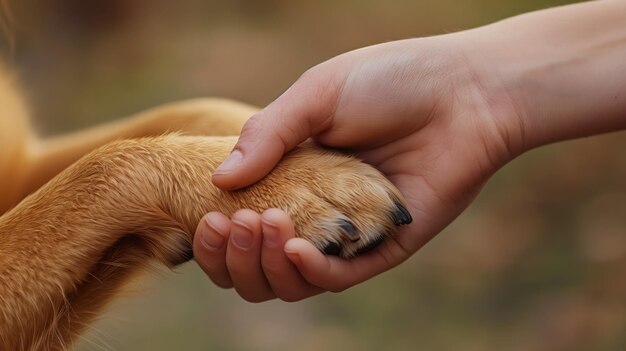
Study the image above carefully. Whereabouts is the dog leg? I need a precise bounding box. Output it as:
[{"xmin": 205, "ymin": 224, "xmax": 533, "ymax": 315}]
[
  {"xmin": 3, "ymin": 98, "xmax": 256, "ymax": 213},
  {"xmin": 0, "ymin": 135, "xmax": 408, "ymax": 350}
]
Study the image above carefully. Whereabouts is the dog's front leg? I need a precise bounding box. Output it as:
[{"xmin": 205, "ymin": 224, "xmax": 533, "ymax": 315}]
[
  {"xmin": 0, "ymin": 136, "xmax": 234, "ymax": 351},
  {"xmin": 8, "ymin": 98, "xmax": 256, "ymax": 212},
  {"xmin": 0, "ymin": 134, "xmax": 409, "ymax": 350}
]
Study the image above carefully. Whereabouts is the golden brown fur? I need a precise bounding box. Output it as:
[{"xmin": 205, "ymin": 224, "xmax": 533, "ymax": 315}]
[{"xmin": 0, "ymin": 61, "xmax": 409, "ymax": 350}]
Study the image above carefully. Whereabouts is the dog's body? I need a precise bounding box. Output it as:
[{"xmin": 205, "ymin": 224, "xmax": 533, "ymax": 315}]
[{"xmin": 0, "ymin": 63, "xmax": 409, "ymax": 350}]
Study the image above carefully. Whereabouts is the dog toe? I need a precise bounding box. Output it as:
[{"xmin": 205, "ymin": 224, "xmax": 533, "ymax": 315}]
[
  {"xmin": 322, "ymin": 241, "xmax": 342, "ymax": 256},
  {"xmin": 355, "ymin": 235, "xmax": 385, "ymax": 256},
  {"xmin": 339, "ymin": 219, "xmax": 360, "ymax": 243}
]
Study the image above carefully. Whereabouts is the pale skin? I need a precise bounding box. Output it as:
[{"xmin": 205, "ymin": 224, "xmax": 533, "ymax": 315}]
[{"xmin": 194, "ymin": 0, "xmax": 626, "ymax": 302}]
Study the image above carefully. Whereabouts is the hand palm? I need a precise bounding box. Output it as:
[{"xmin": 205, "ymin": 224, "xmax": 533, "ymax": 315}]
[
  {"xmin": 309, "ymin": 42, "xmax": 507, "ymax": 284},
  {"xmin": 199, "ymin": 36, "xmax": 514, "ymax": 295}
]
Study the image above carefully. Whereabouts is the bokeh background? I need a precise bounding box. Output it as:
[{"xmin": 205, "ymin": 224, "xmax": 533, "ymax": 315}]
[{"xmin": 4, "ymin": 0, "xmax": 626, "ymax": 350}]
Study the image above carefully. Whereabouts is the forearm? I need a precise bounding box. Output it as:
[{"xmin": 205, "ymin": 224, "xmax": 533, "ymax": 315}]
[{"xmin": 468, "ymin": 0, "xmax": 626, "ymax": 152}]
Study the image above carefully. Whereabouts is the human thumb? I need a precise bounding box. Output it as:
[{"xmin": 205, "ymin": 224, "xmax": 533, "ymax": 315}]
[{"xmin": 212, "ymin": 72, "xmax": 341, "ymax": 190}]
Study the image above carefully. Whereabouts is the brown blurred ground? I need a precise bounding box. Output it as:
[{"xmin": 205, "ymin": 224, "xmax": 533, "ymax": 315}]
[{"xmin": 4, "ymin": 0, "xmax": 626, "ymax": 350}]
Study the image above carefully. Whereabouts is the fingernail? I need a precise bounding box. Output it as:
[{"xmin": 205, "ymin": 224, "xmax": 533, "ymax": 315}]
[
  {"xmin": 262, "ymin": 221, "xmax": 280, "ymax": 248},
  {"xmin": 285, "ymin": 251, "xmax": 303, "ymax": 266},
  {"xmin": 231, "ymin": 221, "xmax": 253, "ymax": 249},
  {"xmin": 214, "ymin": 150, "xmax": 243, "ymax": 175},
  {"xmin": 200, "ymin": 219, "xmax": 226, "ymax": 251},
  {"xmin": 284, "ymin": 241, "xmax": 303, "ymax": 265}
]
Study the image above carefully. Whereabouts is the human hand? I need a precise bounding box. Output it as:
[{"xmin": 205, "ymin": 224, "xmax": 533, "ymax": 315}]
[
  {"xmin": 193, "ymin": 32, "xmax": 522, "ymax": 301},
  {"xmin": 194, "ymin": 0, "xmax": 626, "ymax": 302}
]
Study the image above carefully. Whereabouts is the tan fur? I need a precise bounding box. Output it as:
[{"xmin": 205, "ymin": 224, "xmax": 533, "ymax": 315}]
[{"xmin": 0, "ymin": 62, "xmax": 408, "ymax": 350}]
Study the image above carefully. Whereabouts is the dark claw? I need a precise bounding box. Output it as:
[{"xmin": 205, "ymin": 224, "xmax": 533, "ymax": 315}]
[
  {"xmin": 339, "ymin": 219, "xmax": 360, "ymax": 242},
  {"xmin": 322, "ymin": 242, "xmax": 342, "ymax": 256},
  {"xmin": 355, "ymin": 236, "xmax": 385, "ymax": 255},
  {"xmin": 392, "ymin": 202, "xmax": 413, "ymax": 225}
]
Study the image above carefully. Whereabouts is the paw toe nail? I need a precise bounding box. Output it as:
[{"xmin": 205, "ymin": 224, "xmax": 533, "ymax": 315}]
[
  {"xmin": 339, "ymin": 219, "xmax": 360, "ymax": 242},
  {"xmin": 355, "ymin": 236, "xmax": 385, "ymax": 255},
  {"xmin": 393, "ymin": 202, "xmax": 413, "ymax": 225},
  {"xmin": 322, "ymin": 242, "xmax": 342, "ymax": 256}
]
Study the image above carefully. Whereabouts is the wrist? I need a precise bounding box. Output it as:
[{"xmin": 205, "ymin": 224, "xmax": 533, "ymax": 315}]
[
  {"xmin": 466, "ymin": 1, "xmax": 626, "ymax": 153},
  {"xmin": 445, "ymin": 29, "xmax": 529, "ymax": 166}
]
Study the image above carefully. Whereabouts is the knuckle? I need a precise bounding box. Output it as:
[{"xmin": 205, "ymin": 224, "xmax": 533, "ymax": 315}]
[
  {"xmin": 297, "ymin": 65, "xmax": 320, "ymax": 83},
  {"xmin": 240, "ymin": 112, "xmax": 265, "ymax": 137}
]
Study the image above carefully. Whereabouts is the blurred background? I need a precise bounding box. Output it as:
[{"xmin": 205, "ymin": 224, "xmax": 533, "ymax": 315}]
[{"xmin": 4, "ymin": 0, "xmax": 626, "ymax": 350}]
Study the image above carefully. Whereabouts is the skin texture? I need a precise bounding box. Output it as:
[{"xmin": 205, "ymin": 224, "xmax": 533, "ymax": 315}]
[
  {"xmin": 203, "ymin": 0, "xmax": 626, "ymax": 302},
  {"xmin": 0, "ymin": 65, "xmax": 410, "ymax": 350}
]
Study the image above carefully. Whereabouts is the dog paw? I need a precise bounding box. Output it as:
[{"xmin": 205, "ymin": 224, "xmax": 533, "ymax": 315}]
[
  {"xmin": 226, "ymin": 144, "xmax": 412, "ymax": 258},
  {"xmin": 94, "ymin": 136, "xmax": 411, "ymax": 260}
]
